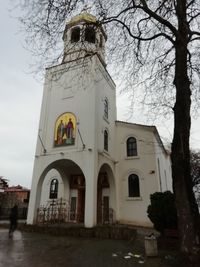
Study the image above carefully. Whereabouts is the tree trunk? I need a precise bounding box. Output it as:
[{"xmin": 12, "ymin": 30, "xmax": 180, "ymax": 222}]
[{"xmin": 171, "ymin": 0, "xmax": 200, "ymax": 260}]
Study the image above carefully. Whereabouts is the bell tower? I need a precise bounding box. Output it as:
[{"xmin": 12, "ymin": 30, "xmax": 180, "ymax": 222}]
[{"xmin": 27, "ymin": 12, "xmax": 116, "ymax": 228}]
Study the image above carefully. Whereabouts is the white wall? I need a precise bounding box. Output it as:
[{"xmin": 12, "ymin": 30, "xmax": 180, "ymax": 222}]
[
  {"xmin": 115, "ymin": 122, "xmax": 168, "ymax": 227},
  {"xmin": 95, "ymin": 60, "xmax": 116, "ymax": 158}
]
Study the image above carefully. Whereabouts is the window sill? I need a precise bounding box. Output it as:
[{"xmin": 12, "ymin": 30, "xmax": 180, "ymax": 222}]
[
  {"xmin": 126, "ymin": 197, "xmax": 142, "ymax": 201},
  {"xmin": 125, "ymin": 156, "xmax": 140, "ymax": 160},
  {"xmin": 103, "ymin": 149, "xmax": 109, "ymax": 155}
]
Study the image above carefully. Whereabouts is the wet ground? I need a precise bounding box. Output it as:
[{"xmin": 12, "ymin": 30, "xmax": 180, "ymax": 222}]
[{"xmin": 0, "ymin": 228, "xmax": 180, "ymax": 267}]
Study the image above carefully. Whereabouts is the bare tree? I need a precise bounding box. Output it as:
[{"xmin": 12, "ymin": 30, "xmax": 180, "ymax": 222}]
[{"xmin": 16, "ymin": 0, "xmax": 200, "ymax": 261}]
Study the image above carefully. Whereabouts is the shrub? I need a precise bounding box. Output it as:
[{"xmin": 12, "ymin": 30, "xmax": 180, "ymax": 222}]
[{"xmin": 147, "ymin": 191, "xmax": 177, "ymax": 234}]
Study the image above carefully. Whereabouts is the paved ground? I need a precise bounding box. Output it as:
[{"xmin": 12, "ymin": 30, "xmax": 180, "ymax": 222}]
[{"xmin": 0, "ymin": 228, "xmax": 180, "ymax": 267}]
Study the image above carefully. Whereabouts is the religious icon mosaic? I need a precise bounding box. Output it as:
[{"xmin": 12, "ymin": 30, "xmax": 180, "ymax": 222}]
[{"xmin": 54, "ymin": 112, "xmax": 76, "ymax": 147}]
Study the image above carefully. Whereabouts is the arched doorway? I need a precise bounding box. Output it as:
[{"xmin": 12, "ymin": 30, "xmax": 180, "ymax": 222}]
[
  {"xmin": 97, "ymin": 164, "xmax": 116, "ymax": 224},
  {"xmin": 37, "ymin": 159, "xmax": 85, "ymax": 224}
]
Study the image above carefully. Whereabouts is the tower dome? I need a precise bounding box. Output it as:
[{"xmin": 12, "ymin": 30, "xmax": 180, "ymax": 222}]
[{"xmin": 62, "ymin": 12, "xmax": 107, "ymax": 65}]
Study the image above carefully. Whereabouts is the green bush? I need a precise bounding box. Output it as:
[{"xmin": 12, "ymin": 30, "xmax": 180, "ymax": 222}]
[{"xmin": 147, "ymin": 191, "xmax": 177, "ymax": 234}]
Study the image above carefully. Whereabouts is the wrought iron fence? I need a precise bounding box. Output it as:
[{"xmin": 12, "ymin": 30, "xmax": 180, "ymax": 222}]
[
  {"xmin": 36, "ymin": 198, "xmax": 115, "ymax": 225},
  {"xmin": 37, "ymin": 198, "xmax": 68, "ymax": 224}
]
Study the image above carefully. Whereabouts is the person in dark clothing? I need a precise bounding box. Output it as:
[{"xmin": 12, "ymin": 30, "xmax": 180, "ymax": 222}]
[{"xmin": 9, "ymin": 205, "xmax": 18, "ymax": 237}]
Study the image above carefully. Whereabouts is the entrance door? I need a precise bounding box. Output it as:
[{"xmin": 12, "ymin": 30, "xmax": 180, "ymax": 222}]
[
  {"xmin": 70, "ymin": 197, "xmax": 77, "ymax": 221},
  {"xmin": 103, "ymin": 196, "xmax": 109, "ymax": 223},
  {"xmin": 77, "ymin": 189, "xmax": 85, "ymax": 223}
]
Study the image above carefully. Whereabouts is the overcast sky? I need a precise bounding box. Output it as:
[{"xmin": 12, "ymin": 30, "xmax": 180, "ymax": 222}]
[{"xmin": 0, "ymin": 2, "xmax": 200, "ymax": 189}]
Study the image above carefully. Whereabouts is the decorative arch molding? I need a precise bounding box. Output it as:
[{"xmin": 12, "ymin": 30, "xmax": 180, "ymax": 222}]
[
  {"xmin": 98, "ymin": 162, "xmax": 115, "ymax": 178},
  {"xmin": 54, "ymin": 112, "xmax": 76, "ymax": 147},
  {"xmin": 38, "ymin": 159, "xmax": 86, "ymax": 184},
  {"xmin": 48, "ymin": 175, "xmax": 59, "ymax": 185},
  {"xmin": 123, "ymin": 168, "xmax": 143, "ymax": 181},
  {"xmin": 122, "ymin": 133, "xmax": 139, "ymax": 144}
]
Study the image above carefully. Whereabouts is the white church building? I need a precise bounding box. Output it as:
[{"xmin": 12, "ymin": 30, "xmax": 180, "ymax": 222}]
[{"xmin": 27, "ymin": 13, "xmax": 172, "ymax": 228}]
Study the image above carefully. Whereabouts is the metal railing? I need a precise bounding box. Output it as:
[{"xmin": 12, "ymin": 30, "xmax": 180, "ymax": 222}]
[
  {"xmin": 36, "ymin": 198, "xmax": 115, "ymax": 225},
  {"xmin": 37, "ymin": 198, "xmax": 69, "ymax": 224}
]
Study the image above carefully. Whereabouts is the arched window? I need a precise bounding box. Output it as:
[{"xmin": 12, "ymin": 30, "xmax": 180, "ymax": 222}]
[
  {"xmin": 104, "ymin": 130, "xmax": 108, "ymax": 151},
  {"xmin": 128, "ymin": 174, "xmax": 140, "ymax": 197},
  {"xmin": 104, "ymin": 98, "xmax": 108, "ymax": 119},
  {"xmin": 71, "ymin": 27, "xmax": 80, "ymax": 43},
  {"xmin": 49, "ymin": 179, "xmax": 58, "ymax": 199},
  {"xmin": 85, "ymin": 27, "xmax": 96, "ymax": 43},
  {"xmin": 127, "ymin": 137, "xmax": 137, "ymax": 156}
]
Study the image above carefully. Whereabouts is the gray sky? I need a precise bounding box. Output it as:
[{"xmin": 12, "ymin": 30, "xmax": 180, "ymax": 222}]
[
  {"xmin": 0, "ymin": 2, "xmax": 200, "ymax": 189},
  {"xmin": 0, "ymin": 2, "xmax": 42, "ymax": 188}
]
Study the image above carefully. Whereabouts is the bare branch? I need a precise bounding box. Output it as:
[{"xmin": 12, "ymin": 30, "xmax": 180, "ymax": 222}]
[
  {"xmin": 103, "ymin": 18, "xmax": 175, "ymax": 44},
  {"xmin": 140, "ymin": 0, "xmax": 178, "ymax": 36}
]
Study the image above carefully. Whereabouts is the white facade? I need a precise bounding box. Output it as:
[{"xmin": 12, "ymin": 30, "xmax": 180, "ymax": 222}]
[
  {"xmin": 115, "ymin": 122, "xmax": 172, "ymax": 226},
  {"xmin": 27, "ymin": 13, "xmax": 172, "ymax": 228}
]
